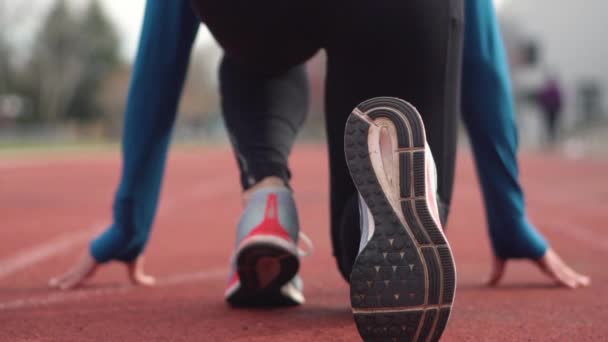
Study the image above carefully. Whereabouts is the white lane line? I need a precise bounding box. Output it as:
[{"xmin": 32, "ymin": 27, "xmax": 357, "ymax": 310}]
[
  {"xmin": 0, "ymin": 160, "xmax": 54, "ymax": 170},
  {"xmin": 0, "ymin": 159, "xmax": 109, "ymax": 171},
  {"xmin": 0, "ymin": 225, "xmax": 104, "ymax": 279},
  {"xmin": 0, "ymin": 268, "xmax": 227, "ymax": 311},
  {"xmin": 0, "ymin": 175, "xmax": 237, "ymax": 280}
]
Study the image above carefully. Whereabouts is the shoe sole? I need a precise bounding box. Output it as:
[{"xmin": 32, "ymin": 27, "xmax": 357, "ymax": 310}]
[
  {"xmin": 227, "ymin": 238, "xmax": 300, "ymax": 307},
  {"xmin": 345, "ymin": 97, "xmax": 456, "ymax": 341}
]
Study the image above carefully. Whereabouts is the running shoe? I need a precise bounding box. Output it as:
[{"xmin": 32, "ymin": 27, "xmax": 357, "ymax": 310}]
[
  {"xmin": 345, "ymin": 97, "xmax": 456, "ymax": 341},
  {"xmin": 225, "ymin": 187, "xmax": 310, "ymax": 307}
]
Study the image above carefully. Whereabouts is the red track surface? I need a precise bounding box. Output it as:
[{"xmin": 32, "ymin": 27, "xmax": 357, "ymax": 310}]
[{"xmin": 1, "ymin": 145, "xmax": 607, "ymax": 341}]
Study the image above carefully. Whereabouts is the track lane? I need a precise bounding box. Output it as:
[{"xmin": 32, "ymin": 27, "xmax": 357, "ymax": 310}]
[{"xmin": 0, "ymin": 146, "xmax": 606, "ymax": 341}]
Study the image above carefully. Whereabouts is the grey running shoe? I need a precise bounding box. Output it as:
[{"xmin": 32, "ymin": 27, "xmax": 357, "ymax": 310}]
[{"xmin": 225, "ymin": 187, "xmax": 310, "ymax": 307}]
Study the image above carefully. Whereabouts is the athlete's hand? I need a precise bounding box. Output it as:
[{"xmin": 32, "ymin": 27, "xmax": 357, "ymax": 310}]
[
  {"xmin": 126, "ymin": 256, "xmax": 156, "ymax": 287},
  {"xmin": 48, "ymin": 253, "xmax": 98, "ymax": 290},
  {"xmin": 49, "ymin": 254, "xmax": 155, "ymax": 290},
  {"xmin": 487, "ymin": 248, "xmax": 591, "ymax": 289}
]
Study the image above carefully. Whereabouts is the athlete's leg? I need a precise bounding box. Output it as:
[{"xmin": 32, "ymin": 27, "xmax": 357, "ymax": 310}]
[
  {"xmin": 462, "ymin": 0, "xmax": 589, "ymax": 288},
  {"xmin": 189, "ymin": 0, "xmax": 321, "ymax": 305},
  {"xmin": 328, "ymin": 0, "xmax": 463, "ymax": 281},
  {"xmin": 325, "ymin": 0, "xmax": 464, "ymax": 339},
  {"xmin": 545, "ymin": 109, "xmax": 559, "ymax": 144},
  {"xmin": 50, "ymin": 0, "xmax": 199, "ymax": 289},
  {"xmin": 218, "ymin": 58, "xmax": 312, "ymax": 305},
  {"xmin": 189, "ymin": 0, "xmax": 325, "ymax": 193},
  {"xmin": 219, "ymin": 57, "xmax": 309, "ymax": 190}
]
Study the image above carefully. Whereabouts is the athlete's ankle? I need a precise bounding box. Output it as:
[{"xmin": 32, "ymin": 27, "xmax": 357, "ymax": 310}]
[{"xmin": 242, "ymin": 176, "xmax": 288, "ymax": 203}]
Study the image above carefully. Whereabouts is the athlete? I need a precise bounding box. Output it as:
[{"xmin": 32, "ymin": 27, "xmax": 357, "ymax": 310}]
[
  {"xmin": 49, "ymin": 0, "xmax": 587, "ymax": 340},
  {"xmin": 52, "ymin": 0, "xmax": 464, "ymax": 339}
]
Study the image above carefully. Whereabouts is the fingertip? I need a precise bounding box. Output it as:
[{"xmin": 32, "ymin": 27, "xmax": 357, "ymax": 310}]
[
  {"xmin": 486, "ymin": 274, "xmax": 503, "ymax": 287},
  {"xmin": 130, "ymin": 272, "xmax": 156, "ymax": 287},
  {"xmin": 137, "ymin": 275, "xmax": 156, "ymax": 287},
  {"xmin": 579, "ymin": 276, "xmax": 591, "ymax": 287},
  {"xmin": 48, "ymin": 278, "xmax": 59, "ymax": 288},
  {"xmin": 562, "ymin": 279, "xmax": 578, "ymax": 289},
  {"xmin": 145, "ymin": 276, "xmax": 157, "ymax": 286}
]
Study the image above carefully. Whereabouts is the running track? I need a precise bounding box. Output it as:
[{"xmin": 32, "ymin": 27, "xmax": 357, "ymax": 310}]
[{"xmin": 1, "ymin": 145, "xmax": 607, "ymax": 341}]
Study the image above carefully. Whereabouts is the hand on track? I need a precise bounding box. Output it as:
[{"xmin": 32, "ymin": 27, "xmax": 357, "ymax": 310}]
[
  {"xmin": 49, "ymin": 254, "xmax": 155, "ymax": 290},
  {"xmin": 487, "ymin": 248, "xmax": 591, "ymax": 289}
]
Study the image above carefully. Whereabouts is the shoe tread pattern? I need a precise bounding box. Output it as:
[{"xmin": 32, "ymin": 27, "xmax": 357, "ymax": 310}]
[{"xmin": 345, "ymin": 97, "xmax": 456, "ymax": 341}]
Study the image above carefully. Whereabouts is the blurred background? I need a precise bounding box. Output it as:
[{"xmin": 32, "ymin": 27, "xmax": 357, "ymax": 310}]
[{"xmin": 0, "ymin": 0, "xmax": 606, "ymax": 156}]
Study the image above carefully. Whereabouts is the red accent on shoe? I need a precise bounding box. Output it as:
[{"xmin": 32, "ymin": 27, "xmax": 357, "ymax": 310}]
[
  {"xmin": 227, "ymin": 273, "xmax": 239, "ymax": 288},
  {"xmin": 225, "ymin": 272, "xmax": 241, "ymax": 297},
  {"xmin": 244, "ymin": 193, "xmax": 293, "ymax": 243}
]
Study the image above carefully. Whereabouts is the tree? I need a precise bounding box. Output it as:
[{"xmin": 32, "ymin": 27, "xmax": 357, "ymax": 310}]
[
  {"xmin": 0, "ymin": 0, "xmax": 27, "ymax": 94},
  {"xmin": 0, "ymin": 35, "xmax": 14, "ymax": 95},
  {"xmin": 25, "ymin": 0, "xmax": 80, "ymax": 122},
  {"xmin": 68, "ymin": 0, "xmax": 120, "ymax": 121},
  {"xmin": 24, "ymin": 0, "xmax": 120, "ymax": 123}
]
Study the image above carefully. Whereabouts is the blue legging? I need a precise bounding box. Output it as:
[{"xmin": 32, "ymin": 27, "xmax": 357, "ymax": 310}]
[
  {"xmin": 462, "ymin": 0, "xmax": 547, "ymax": 259},
  {"xmin": 91, "ymin": 0, "xmax": 547, "ymax": 263}
]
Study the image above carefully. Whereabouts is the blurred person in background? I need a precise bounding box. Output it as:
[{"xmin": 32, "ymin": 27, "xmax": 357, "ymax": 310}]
[{"xmin": 537, "ymin": 72, "xmax": 564, "ymax": 145}]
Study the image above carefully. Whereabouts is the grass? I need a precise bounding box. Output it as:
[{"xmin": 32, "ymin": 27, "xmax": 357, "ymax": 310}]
[
  {"xmin": 0, "ymin": 139, "xmax": 234, "ymax": 160},
  {"xmin": 0, "ymin": 140, "xmax": 120, "ymax": 158}
]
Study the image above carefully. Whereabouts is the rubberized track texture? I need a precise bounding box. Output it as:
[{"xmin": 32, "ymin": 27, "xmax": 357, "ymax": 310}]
[{"xmin": 0, "ymin": 146, "xmax": 607, "ymax": 341}]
